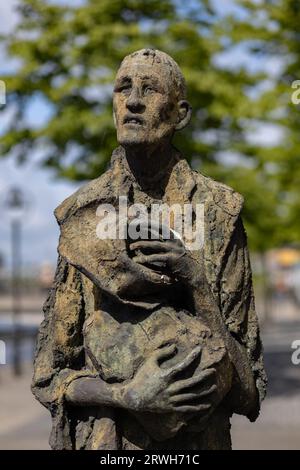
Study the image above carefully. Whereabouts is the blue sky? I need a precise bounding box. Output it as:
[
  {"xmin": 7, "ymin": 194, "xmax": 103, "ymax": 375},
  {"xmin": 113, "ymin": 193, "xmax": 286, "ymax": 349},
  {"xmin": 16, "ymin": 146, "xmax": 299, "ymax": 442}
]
[
  {"xmin": 0, "ymin": 0, "xmax": 284, "ymax": 270},
  {"xmin": 0, "ymin": 1, "xmax": 81, "ymax": 269}
]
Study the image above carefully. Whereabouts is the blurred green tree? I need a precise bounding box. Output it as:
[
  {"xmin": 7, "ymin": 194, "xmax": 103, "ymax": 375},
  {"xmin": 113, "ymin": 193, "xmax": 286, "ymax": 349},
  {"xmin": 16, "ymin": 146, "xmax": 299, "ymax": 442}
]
[
  {"xmin": 0, "ymin": 0, "xmax": 291, "ymax": 250},
  {"xmin": 223, "ymin": 0, "xmax": 300, "ymax": 250}
]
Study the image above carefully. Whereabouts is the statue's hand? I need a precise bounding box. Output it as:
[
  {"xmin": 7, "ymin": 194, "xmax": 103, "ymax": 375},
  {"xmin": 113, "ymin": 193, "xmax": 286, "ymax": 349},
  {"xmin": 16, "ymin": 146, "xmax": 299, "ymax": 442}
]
[
  {"xmin": 120, "ymin": 344, "xmax": 217, "ymax": 415},
  {"xmin": 129, "ymin": 237, "xmax": 201, "ymax": 288}
]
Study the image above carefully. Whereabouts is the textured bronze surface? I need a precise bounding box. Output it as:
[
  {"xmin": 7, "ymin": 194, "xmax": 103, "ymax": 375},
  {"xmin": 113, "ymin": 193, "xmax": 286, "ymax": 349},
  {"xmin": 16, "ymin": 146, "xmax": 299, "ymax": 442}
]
[{"xmin": 32, "ymin": 49, "xmax": 266, "ymax": 450}]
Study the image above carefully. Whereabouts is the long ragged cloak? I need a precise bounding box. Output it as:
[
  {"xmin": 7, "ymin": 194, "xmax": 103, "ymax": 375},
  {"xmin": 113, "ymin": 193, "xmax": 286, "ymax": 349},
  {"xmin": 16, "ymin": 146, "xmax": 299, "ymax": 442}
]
[{"xmin": 32, "ymin": 147, "xmax": 267, "ymax": 449}]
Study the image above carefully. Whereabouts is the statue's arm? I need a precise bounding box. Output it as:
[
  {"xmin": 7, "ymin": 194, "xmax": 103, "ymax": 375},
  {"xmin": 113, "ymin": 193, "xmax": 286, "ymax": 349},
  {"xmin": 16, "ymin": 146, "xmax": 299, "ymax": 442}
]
[
  {"xmin": 32, "ymin": 256, "xmax": 129, "ymax": 409},
  {"xmin": 32, "ymin": 255, "xmax": 218, "ymax": 423},
  {"xmin": 32, "ymin": 256, "xmax": 94, "ymax": 407},
  {"xmin": 190, "ymin": 217, "xmax": 266, "ymax": 420},
  {"xmin": 127, "ymin": 217, "xmax": 266, "ymax": 419},
  {"xmin": 32, "ymin": 256, "xmax": 101, "ymax": 448},
  {"xmin": 188, "ymin": 276, "xmax": 257, "ymax": 418},
  {"xmin": 64, "ymin": 376, "xmax": 125, "ymax": 407},
  {"xmin": 219, "ymin": 216, "xmax": 266, "ymax": 419},
  {"xmin": 65, "ymin": 344, "xmax": 215, "ymax": 417}
]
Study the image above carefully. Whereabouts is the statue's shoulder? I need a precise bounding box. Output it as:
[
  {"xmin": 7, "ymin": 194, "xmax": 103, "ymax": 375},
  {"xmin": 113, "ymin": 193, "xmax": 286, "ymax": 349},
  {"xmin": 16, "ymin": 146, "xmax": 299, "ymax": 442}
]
[
  {"xmin": 54, "ymin": 168, "xmax": 113, "ymax": 225},
  {"xmin": 191, "ymin": 168, "xmax": 244, "ymax": 218}
]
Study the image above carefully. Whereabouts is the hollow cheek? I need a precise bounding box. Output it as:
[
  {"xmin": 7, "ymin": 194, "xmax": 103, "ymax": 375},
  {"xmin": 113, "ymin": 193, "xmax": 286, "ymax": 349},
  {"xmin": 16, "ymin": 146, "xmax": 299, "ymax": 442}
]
[
  {"xmin": 113, "ymin": 97, "xmax": 126, "ymax": 124},
  {"xmin": 158, "ymin": 99, "xmax": 175, "ymax": 124},
  {"xmin": 143, "ymin": 99, "xmax": 165, "ymax": 129}
]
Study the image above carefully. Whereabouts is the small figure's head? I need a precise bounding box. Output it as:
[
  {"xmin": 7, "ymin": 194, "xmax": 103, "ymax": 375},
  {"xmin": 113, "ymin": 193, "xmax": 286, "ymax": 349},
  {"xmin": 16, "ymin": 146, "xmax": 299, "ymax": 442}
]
[{"xmin": 113, "ymin": 48, "xmax": 191, "ymax": 149}]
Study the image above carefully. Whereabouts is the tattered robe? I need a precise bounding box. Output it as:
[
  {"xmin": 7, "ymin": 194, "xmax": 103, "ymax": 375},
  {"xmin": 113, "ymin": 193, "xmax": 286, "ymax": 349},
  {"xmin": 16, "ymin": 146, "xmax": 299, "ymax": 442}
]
[{"xmin": 32, "ymin": 147, "xmax": 266, "ymax": 450}]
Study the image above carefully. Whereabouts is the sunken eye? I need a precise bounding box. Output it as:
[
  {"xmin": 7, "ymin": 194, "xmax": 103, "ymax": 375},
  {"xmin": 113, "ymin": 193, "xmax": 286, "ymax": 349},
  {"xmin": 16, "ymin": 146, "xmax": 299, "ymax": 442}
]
[
  {"xmin": 120, "ymin": 85, "xmax": 131, "ymax": 95},
  {"xmin": 143, "ymin": 85, "xmax": 155, "ymax": 95},
  {"xmin": 114, "ymin": 82, "xmax": 131, "ymax": 94}
]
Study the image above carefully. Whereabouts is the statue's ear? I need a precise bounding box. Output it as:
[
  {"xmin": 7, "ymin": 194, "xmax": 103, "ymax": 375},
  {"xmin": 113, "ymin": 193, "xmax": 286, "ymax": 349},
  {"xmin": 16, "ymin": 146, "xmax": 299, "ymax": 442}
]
[
  {"xmin": 113, "ymin": 110, "xmax": 117, "ymax": 127},
  {"xmin": 175, "ymin": 100, "xmax": 192, "ymax": 131}
]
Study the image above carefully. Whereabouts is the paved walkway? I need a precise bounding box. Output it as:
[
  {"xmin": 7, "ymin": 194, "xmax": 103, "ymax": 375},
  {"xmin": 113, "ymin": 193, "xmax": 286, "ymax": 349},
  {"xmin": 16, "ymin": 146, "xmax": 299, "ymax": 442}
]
[
  {"xmin": 0, "ymin": 320, "xmax": 299, "ymax": 450},
  {"xmin": 0, "ymin": 364, "xmax": 50, "ymax": 449},
  {"xmin": 232, "ymin": 320, "xmax": 300, "ymax": 449}
]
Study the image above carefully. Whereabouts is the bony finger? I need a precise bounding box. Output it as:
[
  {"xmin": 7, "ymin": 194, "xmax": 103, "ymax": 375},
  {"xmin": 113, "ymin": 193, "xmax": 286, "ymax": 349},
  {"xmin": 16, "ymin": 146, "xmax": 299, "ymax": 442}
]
[
  {"xmin": 197, "ymin": 384, "xmax": 217, "ymax": 398},
  {"xmin": 132, "ymin": 255, "xmax": 146, "ymax": 264},
  {"xmin": 169, "ymin": 384, "xmax": 217, "ymax": 404},
  {"xmin": 188, "ymin": 368, "xmax": 216, "ymax": 385},
  {"xmin": 175, "ymin": 403, "xmax": 211, "ymax": 413},
  {"xmin": 152, "ymin": 344, "xmax": 177, "ymax": 364},
  {"xmin": 133, "ymin": 254, "xmax": 170, "ymax": 265},
  {"xmin": 169, "ymin": 393, "xmax": 199, "ymax": 404},
  {"xmin": 168, "ymin": 368, "xmax": 216, "ymax": 394},
  {"xmin": 167, "ymin": 346, "xmax": 202, "ymax": 376},
  {"xmin": 129, "ymin": 240, "xmax": 168, "ymax": 252}
]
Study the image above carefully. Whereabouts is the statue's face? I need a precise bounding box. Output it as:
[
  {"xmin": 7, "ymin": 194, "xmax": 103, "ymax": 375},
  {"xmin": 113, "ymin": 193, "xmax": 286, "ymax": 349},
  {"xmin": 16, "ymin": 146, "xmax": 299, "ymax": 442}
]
[{"xmin": 113, "ymin": 59, "xmax": 180, "ymax": 148}]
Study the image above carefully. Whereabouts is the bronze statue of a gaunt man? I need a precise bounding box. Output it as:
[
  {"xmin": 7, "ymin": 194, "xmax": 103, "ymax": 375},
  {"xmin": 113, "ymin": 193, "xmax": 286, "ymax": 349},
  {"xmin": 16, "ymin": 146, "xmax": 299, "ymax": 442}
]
[{"xmin": 32, "ymin": 49, "xmax": 266, "ymax": 450}]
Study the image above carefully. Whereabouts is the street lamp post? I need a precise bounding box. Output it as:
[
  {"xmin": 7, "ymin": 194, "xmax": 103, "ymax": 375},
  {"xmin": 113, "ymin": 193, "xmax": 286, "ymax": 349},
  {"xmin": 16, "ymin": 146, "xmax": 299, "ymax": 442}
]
[{"xmin": 5, "ymin": 187, "xmax": 26, "ymax": 376}]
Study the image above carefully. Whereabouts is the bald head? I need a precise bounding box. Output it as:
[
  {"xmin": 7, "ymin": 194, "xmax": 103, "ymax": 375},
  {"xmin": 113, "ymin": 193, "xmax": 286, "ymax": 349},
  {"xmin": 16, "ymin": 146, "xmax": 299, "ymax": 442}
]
[
  {"xmin": 113, "ymin": 48, "xmax": 191, "ymax": 149},
  {"xmin": 119, "ymin": 48, "xmax": 187, "ymax": 101}
]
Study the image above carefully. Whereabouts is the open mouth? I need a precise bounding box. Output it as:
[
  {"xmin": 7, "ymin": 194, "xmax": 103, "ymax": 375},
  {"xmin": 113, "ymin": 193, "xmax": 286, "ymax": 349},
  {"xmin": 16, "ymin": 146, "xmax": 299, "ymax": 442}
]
[{"xmin": 123, "ymin": 115, "xmax": 144, "ymax": 126}]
